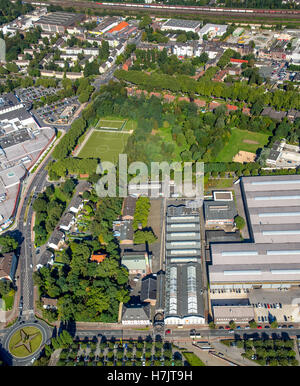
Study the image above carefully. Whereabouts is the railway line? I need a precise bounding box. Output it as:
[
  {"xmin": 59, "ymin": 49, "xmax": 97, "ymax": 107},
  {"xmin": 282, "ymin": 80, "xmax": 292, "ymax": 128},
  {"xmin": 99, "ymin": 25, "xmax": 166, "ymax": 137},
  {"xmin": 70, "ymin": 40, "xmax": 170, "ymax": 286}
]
[{"xmin": 24, "ymin": 0, "xmax": 300, "ymax": 19}]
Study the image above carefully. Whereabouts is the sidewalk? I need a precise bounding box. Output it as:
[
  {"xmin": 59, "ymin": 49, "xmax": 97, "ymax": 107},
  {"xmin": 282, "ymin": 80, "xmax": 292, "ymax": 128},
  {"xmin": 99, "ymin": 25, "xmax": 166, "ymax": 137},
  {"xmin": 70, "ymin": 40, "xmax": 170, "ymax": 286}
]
[
  {"xmin": 174, "ymin": 341, "xmax": 229, "ymax": 366},
  {"xmin": 210, "ymin": 340, "xmax": 259, "ymax": 366}
]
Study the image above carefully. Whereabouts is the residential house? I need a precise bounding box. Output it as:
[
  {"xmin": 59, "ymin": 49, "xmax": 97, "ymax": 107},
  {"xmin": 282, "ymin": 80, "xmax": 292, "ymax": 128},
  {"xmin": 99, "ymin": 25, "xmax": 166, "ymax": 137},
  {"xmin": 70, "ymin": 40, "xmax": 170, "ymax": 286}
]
[
  {"xmin": 36, "ymin": 250, "xmax": 54, "ymax": 269},
  {"xmin": 47, "ymin": 230, "xmax": 65, "ymax": 250},
  {"xmin": 69, "ymin": 196, "xmax": 83, "ymax": 214},
  {"xmin": 59, "ymin": 212, "xmax": 75, "ymax": 232},
  {"xmin": 41, "ymin": 296, "xmax": 58, "ymax": 310},
  {"xmin": 121, "ymin": 251, "xmax": 151, "ymax": 275},
  {"xmin": 121, "ymin": 303, "xmax": 151, "ymax": 325},
  {"xmin": 0, "ymin": 252, "xmax": 18, "ymax": 281}
]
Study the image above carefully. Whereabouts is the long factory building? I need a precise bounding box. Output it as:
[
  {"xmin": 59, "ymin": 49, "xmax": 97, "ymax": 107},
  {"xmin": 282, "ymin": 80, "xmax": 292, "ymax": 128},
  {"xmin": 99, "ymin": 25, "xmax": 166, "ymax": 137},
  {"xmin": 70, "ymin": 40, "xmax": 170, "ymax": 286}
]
[
  {"xmin": 209, "ymin": 175, "xmax": 300, "ymax": 290},
  {"xmin": 164, "ymin": 204, "xmax": 205, "ymax": 325}
]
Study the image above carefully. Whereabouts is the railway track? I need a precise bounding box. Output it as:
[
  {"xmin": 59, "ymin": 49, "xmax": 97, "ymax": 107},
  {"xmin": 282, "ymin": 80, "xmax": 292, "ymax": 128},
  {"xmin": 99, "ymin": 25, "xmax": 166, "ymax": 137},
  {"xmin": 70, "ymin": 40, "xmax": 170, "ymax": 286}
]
[{"xmin": 24, "ymin": 0, "xmax": 300, "ymax": 20}]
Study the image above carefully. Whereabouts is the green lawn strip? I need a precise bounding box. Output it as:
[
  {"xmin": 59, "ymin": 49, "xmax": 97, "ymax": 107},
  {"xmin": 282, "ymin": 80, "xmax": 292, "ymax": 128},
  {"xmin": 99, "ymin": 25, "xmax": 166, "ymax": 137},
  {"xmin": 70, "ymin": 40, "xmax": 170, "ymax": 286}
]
[
  {"xmin": 2, "ymin": 290, "xmax": 15, "ymax": 310},
  {"xmin": 214, "ymin": 128, "xmax": 270, "ymax": 162},
  {"xmin": 9, "ymin": 327, "xmax": 43, "ymax": 358},
  {"xmin": 205, "ymin": 177, "xmax": 234, "ymax": 190},
  {"xmin": 78, "ymin": 131, "xmax": 129, "ymax": 163},
  {"xmin": 182, "ymin": 351, "xmax": 205, "ymax": 366}
]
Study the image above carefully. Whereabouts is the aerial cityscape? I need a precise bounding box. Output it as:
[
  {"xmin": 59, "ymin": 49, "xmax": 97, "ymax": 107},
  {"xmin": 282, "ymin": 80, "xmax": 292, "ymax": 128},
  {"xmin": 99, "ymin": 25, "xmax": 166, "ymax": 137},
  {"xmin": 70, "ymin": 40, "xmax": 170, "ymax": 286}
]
[{"xmin": 0, "ymin": 0, "xmax": 299, "ymax": 370}]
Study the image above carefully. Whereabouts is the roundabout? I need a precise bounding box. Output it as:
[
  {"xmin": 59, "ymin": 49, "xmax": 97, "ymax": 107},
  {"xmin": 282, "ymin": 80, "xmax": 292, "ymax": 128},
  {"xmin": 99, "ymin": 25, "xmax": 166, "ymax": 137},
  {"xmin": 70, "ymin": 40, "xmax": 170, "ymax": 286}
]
[
  {"xmin": 8, "ymin": 326, "xmax": 42, "ymax": 358},
  {"xmin": 1, "ymin": 318, "xmax": 53, "ymax": 365}
]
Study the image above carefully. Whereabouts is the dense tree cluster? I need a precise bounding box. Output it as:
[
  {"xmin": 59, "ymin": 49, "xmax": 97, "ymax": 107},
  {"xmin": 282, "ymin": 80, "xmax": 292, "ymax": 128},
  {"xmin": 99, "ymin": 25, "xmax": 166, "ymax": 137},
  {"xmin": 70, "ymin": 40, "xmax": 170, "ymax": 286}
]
[
  {"xmin": 5, "ymin": 27, "xmax": 42, "ymax": 62},
  {"xmin": 239, "ymin": 338, "xmax": 298, "ymax": 366},
  {"xmin": 33, "ymin": 196, "xmax": 129, "ymax": 322},
  {"xmin": 48, "ymin": 158, "xmax": 98, "ymax": 179},
  {"xmin": 0, "ymin": 279, "xmax": 13, "ymax": 298},
  {"xmin": 0, "ymin": 0, "xmax": 33, "ymax": 26},
  {"xmin": 115, "ymin": 69, "xmax": 300, "ymax": 110},
  {"xmin": 217, "ymin": 49, "xmax": 240, "ymax": 69},
  {"xmin": 52, "ymin": 118, "xmax": 88, "ymax": 160},
  {"xmin": 0, "ymin": 234, "xmax": 18, "ymax": 253},
  {"xmin": 34, "ymin": 78, "xmax": 94, "ymax": 109},
  {"xmin": 131, "ymin": 48, "xmax": 196, "ymax": 76},
  {"xmin": 33, "ymin": 181, "xmax": 76, "ymax": 246},
  {"xmin": 133, "ymin": 197, "xmax": 151, "ymax": 230}
]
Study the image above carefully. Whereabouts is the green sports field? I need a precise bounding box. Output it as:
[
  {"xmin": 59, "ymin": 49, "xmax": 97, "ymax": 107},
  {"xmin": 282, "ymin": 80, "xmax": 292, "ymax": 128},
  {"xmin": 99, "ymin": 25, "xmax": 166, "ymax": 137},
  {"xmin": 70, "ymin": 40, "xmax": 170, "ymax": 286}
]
[
  {"xmin": 96, "ymin": 119, "xmax": 125, "ymax": 130},
  {"xmin": 78, "ymin": 131, "xmax": 129, "ymax": 163},
  {"xmin": 95, "ymin": 116, "xmax": 137, "ymax": 132},
  {"xmin": 214, "ymin": 128, "xmax": 270, "ymax": 162}
]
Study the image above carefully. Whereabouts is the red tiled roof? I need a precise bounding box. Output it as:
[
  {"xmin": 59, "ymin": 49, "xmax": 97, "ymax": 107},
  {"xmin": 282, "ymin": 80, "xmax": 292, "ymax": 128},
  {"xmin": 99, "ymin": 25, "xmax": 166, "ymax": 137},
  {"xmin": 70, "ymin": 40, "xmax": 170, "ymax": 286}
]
[
  {"xmin": 209, "ymin": 101, "xmax": 221, "ymax": 110},
  {"xmin": 242, "ymin": 107, "xmax": 251, "ymax": 115},
  {"xmin": 194, "ymin": 99, "xmax": 206, "ymax": 107},
  {"xmin": 227, "ymin": 104, "xmax": 238, "ymax": 111},
  {"xmin": 230, "ymin": 58, "xmax": 248, "ymax": 64},
  {"xmin": 91, "ymin": 254, "xmax": 107, "ymax": 263}
]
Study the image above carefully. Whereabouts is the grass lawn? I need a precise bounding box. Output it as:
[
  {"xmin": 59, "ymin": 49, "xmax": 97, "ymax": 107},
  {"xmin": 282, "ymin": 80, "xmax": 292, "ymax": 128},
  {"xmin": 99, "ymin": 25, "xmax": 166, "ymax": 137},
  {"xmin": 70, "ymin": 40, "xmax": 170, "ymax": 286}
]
[
  {"xmin": 123, "ymin": 119, "xmax": 137, "ymax": 132},
  {"xmin": 158, "ymin": 125, "xmax": 189, "ymax": 162},
  {"xmin": 95, "ymin": 116, "xmax": 137, "ymax": 132},
  {"xmin": 214, "ymin": 128, "xmax": 270, "ymax": 162},
  {"xmin": 205, "ymin": 177, "xmax": 234, "ymax": 191},
  {"xmin": 78, "ymin": 131, "xmax": 130, "ymax": 163},
  {"xmin": 2, "ymin": 290, "xmax": 15, "ymax": 310},
  {"xmin": 96, "ymin": 119, "xmax": 125, "ymax": 130},
  {"xmin": 182, "ymin": 352, "xmax": 205, "ymax": 366},
  {"xmin": 9, "ymin": 327, "xmax": 42, "ymax": 358}
]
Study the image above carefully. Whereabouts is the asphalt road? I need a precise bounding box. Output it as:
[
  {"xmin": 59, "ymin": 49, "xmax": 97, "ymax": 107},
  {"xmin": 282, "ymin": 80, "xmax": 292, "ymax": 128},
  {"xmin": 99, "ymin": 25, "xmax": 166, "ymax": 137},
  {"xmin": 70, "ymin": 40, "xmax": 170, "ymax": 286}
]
[
  {"xmin": 0, "ymin": 319, "xmax": 52, "ymax": 366},
  {"xmin": 71, "ymin": 327, "xmax": 300, "ymax": 340},
  {"xmin": 18, "ymin": 165, "xmax": 51, "ymax": 316}
]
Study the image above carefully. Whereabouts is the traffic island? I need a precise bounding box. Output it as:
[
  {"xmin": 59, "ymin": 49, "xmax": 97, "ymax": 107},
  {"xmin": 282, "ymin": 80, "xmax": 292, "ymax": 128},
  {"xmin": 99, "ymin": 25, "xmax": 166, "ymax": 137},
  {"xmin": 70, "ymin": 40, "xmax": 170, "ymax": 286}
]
[{"xmin": 8, "ymin": 326, "xmax": 43, "ymax": 358}]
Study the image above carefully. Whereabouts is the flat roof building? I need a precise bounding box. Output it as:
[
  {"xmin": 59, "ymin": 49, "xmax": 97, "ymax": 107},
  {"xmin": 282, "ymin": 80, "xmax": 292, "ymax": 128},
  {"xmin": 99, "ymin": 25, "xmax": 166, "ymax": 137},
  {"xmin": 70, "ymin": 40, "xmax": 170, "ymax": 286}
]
[
  {"xmin": 203, "ymin": 200, "xmax": 237, "ymax": 226},
  {"xmin": 161, "ymin": 19, "xmax": 202, "ymax": 33},
  {"xmin": 209, "ymin": 175, "xmax": 300, "ymax": 290},
  {"xmin": 34, "ymin": 12, "xmax": 85, "ymax": 33},
  {"xmin": 213, "ymin": 305, "xmax": 255, "ymax": 324},
  {"xmin": 121, "ymin": 251, "xmax": 150, "ymax": 276}
]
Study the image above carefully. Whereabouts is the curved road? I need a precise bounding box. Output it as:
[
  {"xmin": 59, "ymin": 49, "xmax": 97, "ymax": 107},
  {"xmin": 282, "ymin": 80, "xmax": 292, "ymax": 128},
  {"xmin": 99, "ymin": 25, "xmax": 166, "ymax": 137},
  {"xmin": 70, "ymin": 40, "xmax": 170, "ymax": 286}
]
[{"xmin": 1, "ymin": 320, "xmax": 52, "ymax": 366}]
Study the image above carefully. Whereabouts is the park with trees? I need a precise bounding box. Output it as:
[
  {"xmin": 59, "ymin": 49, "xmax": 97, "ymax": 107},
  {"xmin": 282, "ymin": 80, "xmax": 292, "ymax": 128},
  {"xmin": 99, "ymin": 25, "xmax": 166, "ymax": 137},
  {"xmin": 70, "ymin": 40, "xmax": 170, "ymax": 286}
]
[
  {"xmin": 35, "ymin": 333, "xmax": 198, "ymax": 367},
  {"xmin": 33, "ymin": 190, "xmax": 130, "ymax": 323},
  {"xmin": 223, "ymin": 337, "xmax": 298, "ymax": 366}
]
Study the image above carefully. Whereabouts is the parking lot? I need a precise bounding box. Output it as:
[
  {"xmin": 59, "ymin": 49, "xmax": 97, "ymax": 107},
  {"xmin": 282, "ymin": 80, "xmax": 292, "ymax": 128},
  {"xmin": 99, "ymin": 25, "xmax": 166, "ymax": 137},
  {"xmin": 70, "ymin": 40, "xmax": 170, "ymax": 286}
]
[
  {"xmin": 253, "ymin": 301, "xmax": 298, "ymax": 324},
  {"xmin": 35, "ymin": 96, "xmax": 80, "ymax": 125},
  {"xmin": 16, "ymin": 86, "xmax": 60, "ymax": 104}
]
